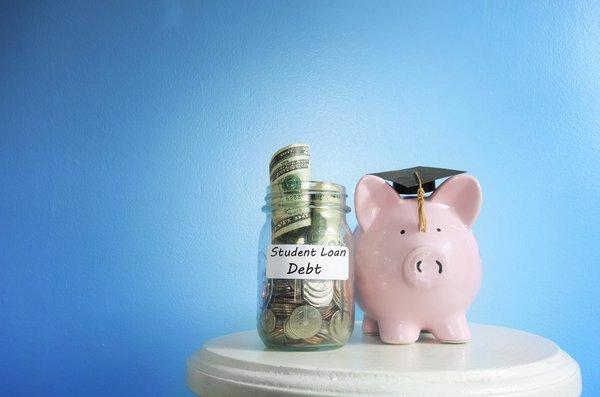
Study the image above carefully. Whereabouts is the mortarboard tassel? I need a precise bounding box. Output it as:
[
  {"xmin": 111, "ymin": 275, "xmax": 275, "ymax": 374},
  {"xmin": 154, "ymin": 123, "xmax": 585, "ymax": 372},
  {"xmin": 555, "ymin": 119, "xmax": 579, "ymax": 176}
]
[{"xmin": 415, "ymin": 171, "xmax": 427, "ymax": 232}]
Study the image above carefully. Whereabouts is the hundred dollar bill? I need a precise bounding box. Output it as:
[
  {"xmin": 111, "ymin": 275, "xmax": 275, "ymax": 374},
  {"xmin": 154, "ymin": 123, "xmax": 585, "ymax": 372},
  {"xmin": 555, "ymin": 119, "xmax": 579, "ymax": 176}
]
[
  {"xmin": 270, "ymin": 206, "xmax": 311, "ymax": 241},
  {"xmin": 269, "ymin": 144, "xmax": 311, "ymax": 240},
  {"xmin": 269, "ymin": 143, "xmax": 311, "ymax": 190}
]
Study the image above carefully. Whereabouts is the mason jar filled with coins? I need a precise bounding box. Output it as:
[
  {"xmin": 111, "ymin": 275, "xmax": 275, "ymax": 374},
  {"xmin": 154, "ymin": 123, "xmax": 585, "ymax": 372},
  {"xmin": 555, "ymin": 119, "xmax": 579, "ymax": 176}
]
[{"xmin": 257, "ymin": 180, "xmax": 354, "ymax": 350}]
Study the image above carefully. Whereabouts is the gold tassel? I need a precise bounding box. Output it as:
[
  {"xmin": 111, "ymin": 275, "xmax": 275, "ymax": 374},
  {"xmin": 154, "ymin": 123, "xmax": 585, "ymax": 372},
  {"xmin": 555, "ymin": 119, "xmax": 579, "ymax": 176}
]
[{"xmin": 415, "ymin": 171, "xmax": 427, "ymax": 232}]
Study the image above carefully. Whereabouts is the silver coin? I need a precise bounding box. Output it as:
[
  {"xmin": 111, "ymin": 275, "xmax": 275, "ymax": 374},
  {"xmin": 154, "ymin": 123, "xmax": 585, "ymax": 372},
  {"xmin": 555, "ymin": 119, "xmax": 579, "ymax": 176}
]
[
  {"xmin": 329, "ymin": 310, "xmax": 351, "ymax": 342},
  {"xmin": 303, "ymin": 287, "xmax": 333, "ymax": 298},
  {"xmin": 283, "ymin": 318, "xmax": 298, "ymax": 339},
  {"xmin": 333, "ymin": 281, "xmax": 342, "ymax": 309},
  {"xmin": 303, "ymin": 280, "xmax": 333, "ymax": 292},
  {"xmin": 260, "ymin": 308, "xmax": 276, "ymax": 333},
  {"xmin": 261, "ymin": 279, "xmax": 272, "ymax": 304},
  {"xmin": 303, "ymin": 291, "xmax": 333, "ymax": 307},
  {"xmin": 287, "ymin": 305, "xmax": 322, "ymax": 339},
  {"xmin": 303, "ymin": 280, "xmax": 334, "ymax": 307},
  {"xmin": 283, "ymin": 317, "xmax": 304, "ymax": 340}
]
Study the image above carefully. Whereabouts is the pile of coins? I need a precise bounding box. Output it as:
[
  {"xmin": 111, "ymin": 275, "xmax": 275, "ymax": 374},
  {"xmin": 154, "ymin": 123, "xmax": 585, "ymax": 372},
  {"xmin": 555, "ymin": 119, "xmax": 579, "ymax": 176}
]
[
  {"xmin": 259, "ymin": 278, "xmax": 351, "ymax": 347},
  {"xmin": 258, "ymin": 144, "xmax": 353, "ymax": 349}
]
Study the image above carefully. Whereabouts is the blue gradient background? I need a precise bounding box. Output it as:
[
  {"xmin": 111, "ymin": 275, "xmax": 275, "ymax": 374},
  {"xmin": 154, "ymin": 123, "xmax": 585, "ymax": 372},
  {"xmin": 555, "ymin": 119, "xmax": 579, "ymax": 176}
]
[{"xmin": 1, "ymin": 1, "xmax": 598, "ymax": 396}]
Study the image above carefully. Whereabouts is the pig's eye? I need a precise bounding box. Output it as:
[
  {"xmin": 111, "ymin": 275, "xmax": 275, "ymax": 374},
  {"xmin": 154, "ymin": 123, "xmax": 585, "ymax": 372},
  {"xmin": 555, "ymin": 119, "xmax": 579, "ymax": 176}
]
[
  {"xmin": 436, "ymin": 228, "xmax": 442, "ymax": 232},
  {"xmin": 400, "ymin": 230, "xmax": 406, "ymax": 235}
]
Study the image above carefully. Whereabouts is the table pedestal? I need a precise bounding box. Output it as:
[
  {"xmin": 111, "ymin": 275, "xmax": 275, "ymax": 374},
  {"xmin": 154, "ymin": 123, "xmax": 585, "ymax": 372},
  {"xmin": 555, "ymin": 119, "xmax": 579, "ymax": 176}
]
[{"xmin": 186, "ymin": 323, "xmax": 581, "ymax": 396}]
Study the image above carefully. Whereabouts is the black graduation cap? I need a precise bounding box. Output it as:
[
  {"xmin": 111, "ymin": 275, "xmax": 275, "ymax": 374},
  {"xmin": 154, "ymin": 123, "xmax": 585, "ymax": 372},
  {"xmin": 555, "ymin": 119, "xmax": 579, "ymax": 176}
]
[{"xmin": 371, "ymin": 166, "xmax": 465, "ymax": 195}]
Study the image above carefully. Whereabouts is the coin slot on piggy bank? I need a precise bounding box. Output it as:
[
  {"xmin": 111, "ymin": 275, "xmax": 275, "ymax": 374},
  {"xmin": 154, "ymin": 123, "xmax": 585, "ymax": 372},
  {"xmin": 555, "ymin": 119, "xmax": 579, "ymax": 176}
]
[
  {"xmin": 354, "ymin": 166, "xmax": 482, "ymax": 345},
  {"xmin": 257, "ymin": 144, "xmax": 355, "ymax": 351}
]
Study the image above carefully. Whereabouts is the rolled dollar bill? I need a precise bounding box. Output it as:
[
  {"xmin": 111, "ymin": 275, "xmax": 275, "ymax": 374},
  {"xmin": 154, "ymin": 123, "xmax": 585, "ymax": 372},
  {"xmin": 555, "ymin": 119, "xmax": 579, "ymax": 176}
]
[
  {"xmin": 269, "ymin": 144, "xmax": 312, "ymax": 240},
  {"xmin": 269, "ymin": 143, "xmax": 311, "ymax": 190},
  {"xmin": 308, "ymin": 182, "xmax": 345, "ymax": 246}
]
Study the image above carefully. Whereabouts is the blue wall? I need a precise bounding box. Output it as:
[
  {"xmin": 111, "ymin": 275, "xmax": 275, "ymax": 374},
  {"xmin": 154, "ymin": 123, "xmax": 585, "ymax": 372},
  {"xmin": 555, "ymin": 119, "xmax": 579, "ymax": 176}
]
[{"xmin": 1, "ymin": 1, "xmax": 598, "ymax": 395}]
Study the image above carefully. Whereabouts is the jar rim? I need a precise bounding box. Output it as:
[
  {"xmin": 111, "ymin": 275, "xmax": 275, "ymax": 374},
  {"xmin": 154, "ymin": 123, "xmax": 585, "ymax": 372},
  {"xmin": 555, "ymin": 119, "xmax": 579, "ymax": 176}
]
[{"xmin": 262, "ymin": 181, "xmax": 350, "ymax": 213}]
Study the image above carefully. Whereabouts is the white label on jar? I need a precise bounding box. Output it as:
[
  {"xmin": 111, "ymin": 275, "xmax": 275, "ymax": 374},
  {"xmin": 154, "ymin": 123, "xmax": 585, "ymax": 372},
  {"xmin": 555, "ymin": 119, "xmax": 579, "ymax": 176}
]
[{"xmin": 266, "ymin": 244, "xmax": 349, "ymax": 280}]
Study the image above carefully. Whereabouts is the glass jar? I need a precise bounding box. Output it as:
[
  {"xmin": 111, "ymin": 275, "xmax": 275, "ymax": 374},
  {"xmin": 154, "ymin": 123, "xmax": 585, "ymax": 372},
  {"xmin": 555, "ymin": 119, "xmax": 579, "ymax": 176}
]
[{"xmin": 257, "ymin": 181, "xmax": 354, "ymax": 350}]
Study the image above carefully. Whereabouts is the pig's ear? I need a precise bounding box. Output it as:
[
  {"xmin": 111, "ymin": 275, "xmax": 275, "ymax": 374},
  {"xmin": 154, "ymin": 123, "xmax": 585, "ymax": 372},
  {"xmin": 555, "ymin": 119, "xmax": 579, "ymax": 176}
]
[
  {"xmin": 430, "ymin": 174, "xmax": 482, "ymax": 228},
  {"xmin": 355, "ymin": 175, "xmax": 399, "ymax": 231}
]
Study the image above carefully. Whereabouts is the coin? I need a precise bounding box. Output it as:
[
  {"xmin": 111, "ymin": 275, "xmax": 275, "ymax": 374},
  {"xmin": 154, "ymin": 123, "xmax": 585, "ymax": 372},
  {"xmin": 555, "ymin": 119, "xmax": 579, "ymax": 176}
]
[
  {"xmin": 303, "ymin": 280, "xmax": 334, "ymax": 307},
  {"xmin": 317, "ymin": 303, "xmax": 335, "ymax": 320},
  {"xmin": 269, "ymin": 302, "xmax": 296, "ymax": 318},
  {"xmin": 261, "ymin": 279, "xmax": 272, "ymax": 303},
  {"xmin": 333, "ymin": 281, "xmax": 343, "ymax": 309},
  {"xmin": 283, "ymin": 318, "xmax": 298, "ymax": 339},
  {"xmin": 287, "ymin": 305, "xmax": 322, "ymax": 339},
  {"xmin": 303, "ymin": 280, "xmax": 333, "ymax": 292},
  {"xmin": 302, "ymin": 291, "xmax": 333, "ymax": 307},
  {"xmin": 260, "ymin": 308, "xmax": 276, "ymax": 333},
  {"xmin": 330, "ymin": 310, "xmax": 351, "ymax": 342}
]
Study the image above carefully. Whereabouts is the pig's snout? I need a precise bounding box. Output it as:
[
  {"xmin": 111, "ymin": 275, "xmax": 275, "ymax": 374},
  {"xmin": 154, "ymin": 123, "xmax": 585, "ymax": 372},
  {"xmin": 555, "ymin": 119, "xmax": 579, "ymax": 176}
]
[{"xmin": 403, "ymin": 247, "xmax": 448, "ymax": 289}]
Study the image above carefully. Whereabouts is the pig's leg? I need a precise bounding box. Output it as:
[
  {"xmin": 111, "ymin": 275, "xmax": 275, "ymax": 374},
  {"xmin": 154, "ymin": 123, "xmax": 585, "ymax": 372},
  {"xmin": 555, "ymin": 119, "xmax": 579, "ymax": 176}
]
[
  {"xmin": 431, "ymin": 315, "xmax": 470, "ymax": 343},
  {"xmin": 378, "ymin": 320, "xmax": 420, "ymax": 344},
  {"xmin": 362, "ymin": 315, "xmax": 379, "ymax": 335}
]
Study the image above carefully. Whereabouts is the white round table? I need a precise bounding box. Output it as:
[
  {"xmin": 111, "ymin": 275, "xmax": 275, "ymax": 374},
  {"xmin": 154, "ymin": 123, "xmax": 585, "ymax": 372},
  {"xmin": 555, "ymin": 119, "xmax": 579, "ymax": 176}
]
[{"xmin": 186, "ymin": 323, "xmax": 581, "ymax": 396}]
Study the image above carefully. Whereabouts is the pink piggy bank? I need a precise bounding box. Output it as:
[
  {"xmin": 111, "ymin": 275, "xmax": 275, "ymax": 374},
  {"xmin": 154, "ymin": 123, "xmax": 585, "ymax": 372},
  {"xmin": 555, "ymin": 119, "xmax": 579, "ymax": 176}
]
[{"xmin": 354, "ymin": 174, "xmax": 482, "ymax": 344}]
